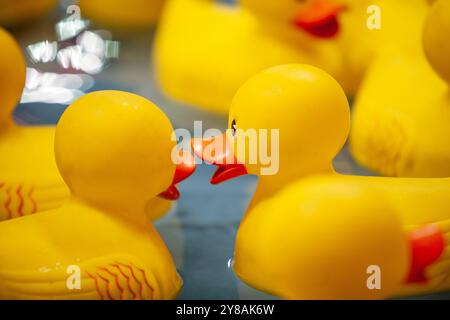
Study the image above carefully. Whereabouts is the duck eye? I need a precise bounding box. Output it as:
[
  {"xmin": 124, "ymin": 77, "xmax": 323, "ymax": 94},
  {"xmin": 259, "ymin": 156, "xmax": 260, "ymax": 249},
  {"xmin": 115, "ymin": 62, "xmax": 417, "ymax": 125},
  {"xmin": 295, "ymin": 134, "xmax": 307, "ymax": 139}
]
[{"xmin": 231, "ymin": 119, "xmax": 237, "ymax": 137}]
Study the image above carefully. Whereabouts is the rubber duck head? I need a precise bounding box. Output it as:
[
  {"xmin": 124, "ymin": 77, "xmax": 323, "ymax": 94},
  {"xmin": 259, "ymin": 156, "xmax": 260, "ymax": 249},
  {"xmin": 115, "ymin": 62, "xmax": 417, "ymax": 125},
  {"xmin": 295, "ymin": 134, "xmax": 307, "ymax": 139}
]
[
  {"xmin": 423, "ymin": 0, "xmax": 450, "ymax": 85},
  {"xmin": 192, "ymin": 64, "xmax": 350, "ymax": 206},
  {"xmin": 55, "ymin": 90, "xmax": 196, "ymax": 215},
  {"xmin": 0, "ymin": 27, "xmax": 26, "ymax": 129},
  {"xmin": 241, "ymin": 0, "xmax": 347, "ymax": 38}
]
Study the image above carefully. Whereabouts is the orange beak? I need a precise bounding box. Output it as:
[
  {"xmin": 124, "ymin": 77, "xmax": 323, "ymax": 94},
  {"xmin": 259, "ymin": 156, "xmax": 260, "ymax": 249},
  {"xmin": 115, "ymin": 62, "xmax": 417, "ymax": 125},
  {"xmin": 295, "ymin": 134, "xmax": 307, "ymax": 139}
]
[
  {"xmin": 405, "ymin": 224, "xmax": 445, "ymax": 284},
  {"xmin": 293, "ymin": 0, "xmax": 347, "ymax": 38},
  {"xmin": 191, "ymin": 133, "xmax": 248, "ymax": 185},
  {"xmin": 158, "ymin": 150, "xmax": 197, "ymax": 200}
]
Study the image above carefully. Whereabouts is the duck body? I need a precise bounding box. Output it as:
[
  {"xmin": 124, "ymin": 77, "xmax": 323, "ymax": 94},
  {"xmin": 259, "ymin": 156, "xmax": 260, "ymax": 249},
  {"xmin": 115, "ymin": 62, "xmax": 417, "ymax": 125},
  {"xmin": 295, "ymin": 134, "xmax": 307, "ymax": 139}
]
[
  {"xmin": 234, "ymin": 176, "xmax": 408, "ymax": 299},
  {"xmin": 235, "ymin": 175, "xmax": 450, "ymax": 299},
  {"xmin": 350, "ymin": 0, "xmax": 450, "ymax": 177},
  {"xmin": 192, "ymin": 64, "xmax": 450, "ymax": 299},
  {"xmin": 78, "ymin": 0, "xmax": 165, "ymax": 31},
  {"xmin": 154, "ymin": 0, "xmax": 345, "ymax": 114},
  {"xmin": 0, "ymin": 200, "xmax": 181, "ymax": 299}
]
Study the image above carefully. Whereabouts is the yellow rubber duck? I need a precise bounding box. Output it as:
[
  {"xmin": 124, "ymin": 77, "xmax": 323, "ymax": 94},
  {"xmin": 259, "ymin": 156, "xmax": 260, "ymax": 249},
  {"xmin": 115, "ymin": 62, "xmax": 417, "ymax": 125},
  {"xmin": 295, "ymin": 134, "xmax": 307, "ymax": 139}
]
[
  {"xmin": 192, "ymin": 64, "xmax": 450, "ymax": 299},
  {"xmin": 154, "ymin": 0, "xmax": 347, "ymax": 114},
  {"xmin": 0, "ymin": 0, "xmax": 57, "ymax": 27},
  {"xmin": 78, "ymin": 0, "xmax": 165, "ymax": 31},
  {"xmin": 350, "ymin": 0, "xmax": 450, "ymax": 177},
  {"xmin": 0, "ymin": 27, "xmax": 69, "ymax": 221},
  {"xmin": 0, "ymin": 90, "xmax": 196, "ymax": 299}
]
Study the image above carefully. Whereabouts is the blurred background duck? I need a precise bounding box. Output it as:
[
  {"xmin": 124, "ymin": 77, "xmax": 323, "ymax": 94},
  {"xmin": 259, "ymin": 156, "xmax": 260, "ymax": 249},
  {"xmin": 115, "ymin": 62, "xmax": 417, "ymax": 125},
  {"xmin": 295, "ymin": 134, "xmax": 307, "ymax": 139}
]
[
  {"xmin": 0, "ymin": 0, "xmax": 57, "ymax": 27},
  {"xmin": 78, "ymin": 0, "xmax": 165, "ymax": 31},
  {"xmin": 192, "ymin": 64, "xmax": 450, "ymax": 298},
  {"xmin": 350, "ymin": 0, "xmax": 450, "ymax": 177},
  {"xmin": 0, "ymin": 91, "xmax": 195, "ymax": 299},
  {"xmin": 0, "ymin": 27, "xmax": 68, "ymax": 221},
  {"xmin": 154, "ymin": 0, "xmax": 428, "ymax": 115},
  {"xmin": 154, "ymin": 0, "xmax": 347, "ymax": 115}
]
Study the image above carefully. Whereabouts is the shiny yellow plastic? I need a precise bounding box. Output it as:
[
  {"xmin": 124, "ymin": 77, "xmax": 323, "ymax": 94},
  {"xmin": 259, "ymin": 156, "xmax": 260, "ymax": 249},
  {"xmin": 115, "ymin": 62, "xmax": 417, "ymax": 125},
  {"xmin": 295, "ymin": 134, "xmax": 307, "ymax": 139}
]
[
  {"xmin": 78, "ymin": 0, "xmax": 165, "ymax": 30},
  {"xmin": 235, "ymin": 176, "xmax": 409, "ymax": 299},
  {"xmin": 0, "ymin": 0, "xmax": 56, "ymax": 26},
  {"xmin": 0, "ymin": 27, "xmax": 68, "ymax": 221},
  {"xmin": 224, "ymin": 65, "xmax": 450, "ymax": 299},
  {"xmin": 0, "ymin": 91, "xmax": 182, "ymax": 300},
  {"xmin": 154, "ymin": 0, "xmax": 345, "ymax": 114},
  {"xmin": 350, "ymin": 0, "xmax": 450, "ymax": 177}
]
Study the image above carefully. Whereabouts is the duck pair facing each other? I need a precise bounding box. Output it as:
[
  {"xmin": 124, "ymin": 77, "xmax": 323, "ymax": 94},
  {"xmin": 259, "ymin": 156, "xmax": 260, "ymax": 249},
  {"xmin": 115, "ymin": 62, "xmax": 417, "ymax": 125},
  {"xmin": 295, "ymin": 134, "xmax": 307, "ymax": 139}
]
[
  {"xmin": 154, "ymin": 0, "xmax": 428, "ymax": 114},
  {"xmin": 192, "ymin": 64, "xmax": 450, "ymax": 299},
  {"xmin": 0, "ymin": 90, "xmax": 196, "ymax": 299},
  {"xmin": 350, "ymin": 0, "xmax": 450, "ymax": 177}
]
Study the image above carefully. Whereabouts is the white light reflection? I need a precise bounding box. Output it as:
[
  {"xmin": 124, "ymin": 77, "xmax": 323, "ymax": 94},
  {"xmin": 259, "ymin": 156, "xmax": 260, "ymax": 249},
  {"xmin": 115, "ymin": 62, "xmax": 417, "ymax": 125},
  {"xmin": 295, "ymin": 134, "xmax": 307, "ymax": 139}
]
[
  {"xmin": 21, "ymin": 68, "xmax": 94, "ymax": 105},
  {"xmin": 26, "ymin": 41, "xmax": 58, "ymax": 64},
  {"xmin": 227, "ymin": 257, "xmax": 235, "ymax": 269},
  {"xmin": 54, "ymin": 31, "xmax": 119, "ymax": 75},
  {"xmin": 22, "ymin": 6, "xmax": 120, "ymax": 105}
]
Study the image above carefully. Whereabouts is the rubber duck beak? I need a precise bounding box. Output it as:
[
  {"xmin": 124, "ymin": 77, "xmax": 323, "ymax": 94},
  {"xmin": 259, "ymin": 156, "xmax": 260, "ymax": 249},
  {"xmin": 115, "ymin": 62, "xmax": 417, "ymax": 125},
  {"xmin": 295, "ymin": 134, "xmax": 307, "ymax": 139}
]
[
  {"xmin": 191, "ymin": 133, "xmax": 248, "ymax": 185},
  {"xmin": 405, "ymin": 224, "xmax": 445, "ymax": 284},
  {"xmin": 158, "ymin": 150, "xmax": 197, "ymax": 200},
  {"xmin": 293, "ymin": 0, "xmax": 347, "ymax": 38}
]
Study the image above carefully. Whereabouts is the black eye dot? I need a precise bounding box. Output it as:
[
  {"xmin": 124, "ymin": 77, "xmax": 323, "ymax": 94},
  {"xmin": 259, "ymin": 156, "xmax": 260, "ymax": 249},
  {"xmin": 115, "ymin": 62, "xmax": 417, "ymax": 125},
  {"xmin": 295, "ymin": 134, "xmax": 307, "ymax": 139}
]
[{"xmin": 231, "ymin": 119, "xmax": 237, "ymax": 136}]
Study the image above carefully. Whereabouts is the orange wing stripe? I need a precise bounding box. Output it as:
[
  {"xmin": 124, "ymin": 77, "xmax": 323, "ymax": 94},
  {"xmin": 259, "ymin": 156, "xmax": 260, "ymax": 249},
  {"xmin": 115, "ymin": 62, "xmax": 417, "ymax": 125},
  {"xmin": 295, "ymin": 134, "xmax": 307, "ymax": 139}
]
[
  {"xmin": 86, "ymin": 271, "xmax": 104, "ymax": 300},
  {"xmin": 16, "ymin": 185, "xmax": 24, "ymax": 216},
  {"xmin": 28, "ymin": 187, "xmax": 37, "ymax": 214},
  {"xmin": 4, "ymin": 187, "xmax": 12, "ymax": 219},
  {"xmin": 98, "ymin": 267, "xmax": 124, "ymax": 300},
  {"xmin": 111, "ymin": 264, "xmax": 137, "ymax": 300}
]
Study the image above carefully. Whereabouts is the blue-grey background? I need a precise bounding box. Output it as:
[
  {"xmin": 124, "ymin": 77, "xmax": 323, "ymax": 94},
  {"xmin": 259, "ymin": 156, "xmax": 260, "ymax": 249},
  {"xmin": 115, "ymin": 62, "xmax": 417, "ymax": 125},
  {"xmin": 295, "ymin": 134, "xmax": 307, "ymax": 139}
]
[{"xmin": 8, "ymin": 0, "xmax": 449, "ymax": 300}]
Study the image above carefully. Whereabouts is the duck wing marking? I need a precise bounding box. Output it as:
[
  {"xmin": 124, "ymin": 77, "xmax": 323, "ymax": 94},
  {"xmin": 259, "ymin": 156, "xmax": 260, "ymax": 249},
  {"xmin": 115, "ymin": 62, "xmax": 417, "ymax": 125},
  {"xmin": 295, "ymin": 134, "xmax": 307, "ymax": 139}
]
[{"xmin": 0, "ymin": 254, "xmax": 157, "ymax": 300}]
